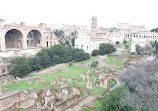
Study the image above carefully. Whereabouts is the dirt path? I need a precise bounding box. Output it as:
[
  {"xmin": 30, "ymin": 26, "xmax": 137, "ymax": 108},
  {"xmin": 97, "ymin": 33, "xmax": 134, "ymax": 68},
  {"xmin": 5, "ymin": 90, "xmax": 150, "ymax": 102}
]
[
  {"xmin": 65, "ymin": 96, "xmax": 95, "ymax": 111},
  {"xmin": 30, "ymin": 63, "xmax": 68, "ymax": 75}
]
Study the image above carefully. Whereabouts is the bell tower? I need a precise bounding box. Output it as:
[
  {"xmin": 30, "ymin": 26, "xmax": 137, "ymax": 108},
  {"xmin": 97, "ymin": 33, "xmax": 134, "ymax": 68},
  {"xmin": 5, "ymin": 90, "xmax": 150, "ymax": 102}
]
[{"xmin": 91, "ymin": 16, "xmax": 97, "ymax": 31}]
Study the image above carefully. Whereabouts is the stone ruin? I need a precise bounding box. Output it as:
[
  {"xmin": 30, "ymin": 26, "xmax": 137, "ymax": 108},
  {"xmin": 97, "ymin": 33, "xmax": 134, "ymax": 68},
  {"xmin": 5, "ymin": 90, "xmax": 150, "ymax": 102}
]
[
  {"xmin": 0, "ymin": 85, "xmax": 82, "ymax": 111},
  {"xmin": 96, "ymin": 74, "xmax": 120, "ymax": 89},
  {"xmin": 80, "ymin": 73, "xmax": 86, "ymax": 81},
  {"xmin": 72, "ymin": 86, "xmax": 81, "ymax": 95},
  {"xmin": 86, "ymin": 80, "xmax": 93, "ymax": 89}
]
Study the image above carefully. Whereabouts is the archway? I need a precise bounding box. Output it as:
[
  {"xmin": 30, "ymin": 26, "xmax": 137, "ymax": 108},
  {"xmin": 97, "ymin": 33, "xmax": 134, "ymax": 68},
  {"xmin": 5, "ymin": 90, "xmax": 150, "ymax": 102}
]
[
  {"xmin": 5, "ymin": 29, "xmax": 23, "ymax": 49},
  {"xmin": 27, "ymin": 30, "xmax": 42, "ymax": 48},
  {"xmin": 107, "ymin": 79, "xmax": 117, "ymax": 88}
]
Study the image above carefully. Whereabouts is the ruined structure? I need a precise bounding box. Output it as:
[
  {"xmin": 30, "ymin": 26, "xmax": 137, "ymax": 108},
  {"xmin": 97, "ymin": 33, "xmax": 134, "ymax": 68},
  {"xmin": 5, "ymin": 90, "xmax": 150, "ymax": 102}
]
[
  {"xmin": 0, "ymin": 19, "xmax": 59, "ymax": 51},
  {"xmin": 0, "ymin": 87, "xmax": 81, "ymax": 111}
]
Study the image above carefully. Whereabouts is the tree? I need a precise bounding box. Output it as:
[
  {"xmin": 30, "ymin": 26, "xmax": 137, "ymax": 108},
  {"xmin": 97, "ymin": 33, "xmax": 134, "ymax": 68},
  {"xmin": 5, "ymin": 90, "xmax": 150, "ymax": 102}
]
[
  {"xmin": 99, "ymin": 43, "xmax": 116, "ymax": 55},
  {"xmin": 9, "ymin": 57, "xmax": 31, "ymax": 77},
  {"xmin": 150, "ymin": 40, "xmax": 158, "ymax": 53},
  {"xmin": 144, "ymin": 44, "xmax": 152, "ymax": 54},
  {"xmin": 116, "ymin": 41, "xmax": 120, "ymax": 45},
  {"xmin": 119, "ymin": 59, "xmax": 158, "ymax": 111},
  {"xmin": 71, "ymin": 38, "xmax": 75, "ymax": 46},
  {"xmin": 53, "ymin": 29, "xmax": 64, "ymax": 37},
  {"xmin": 124, "ymin": 40, "xmax": 127, "ymax": 44},
  {"xmin": 135, "ymin": 44, "xmax": 145, "ymax": 55},
  {"xmin": 92, "ymin": 50, "xmax": 99, "ymax": 56},
  {"xmin": 73, "ymin": 49, "xmax": 90, "ymax": 62},
  {"xmin": 48, "ymin": 45, "xmax": 73, "ymax": 64},
  {"xmin": 29, "ymin": 56, "xmax": 42, "ymax": 71},
  {"xmin": 98, "ymin": 87, "xmax": 132, "ymax": 111},
  {"xmin": 151, "ymin": 28, "xmax": 158, "ymax": 32},
  {"xmin": 36, "ymin": 48, "xmax": 51, "ymax": 68},
  {"xmin": 65, "ymin": 40, "xmax": 69, "ymax": 45}
]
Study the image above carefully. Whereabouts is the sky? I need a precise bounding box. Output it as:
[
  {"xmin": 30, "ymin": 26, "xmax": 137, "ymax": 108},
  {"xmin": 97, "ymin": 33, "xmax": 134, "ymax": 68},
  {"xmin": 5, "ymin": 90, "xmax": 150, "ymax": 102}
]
[{"xmin": 0, "ymin": 0, "xmax": 158, "ymax": 30}]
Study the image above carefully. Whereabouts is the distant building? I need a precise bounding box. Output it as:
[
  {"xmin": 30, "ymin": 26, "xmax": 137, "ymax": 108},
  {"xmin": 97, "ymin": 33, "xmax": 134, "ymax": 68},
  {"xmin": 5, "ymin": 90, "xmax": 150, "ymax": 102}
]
[
  {"xmin": 131, "ymin": 31, "xmax": 158, "ymax": 52},
  {"xmin": 129, "ymin": 25, "xmax": 146, "ymax": 33},
  {"xmin": 75, "ymin": 16, "xmax": 110, "ymax": 53},
  {"xmin": 109, "ymin": 30, "xmax": 125, "ymax": 44}
]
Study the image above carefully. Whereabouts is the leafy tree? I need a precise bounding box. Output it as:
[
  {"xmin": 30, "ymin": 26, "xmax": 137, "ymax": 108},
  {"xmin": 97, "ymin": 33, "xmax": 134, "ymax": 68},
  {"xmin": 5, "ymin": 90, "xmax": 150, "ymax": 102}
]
[
  {"xmin": 73, "ymin": 49, "xmax": 90, "ymax": 62},
  {"xmin": 36, "ymin": 48, "xmax": 51, "ymax": 68},
  {"xmin": 135, "ymin": 44, "xmax": 145, "ymax": 55},
  {"xmin": 150, "ymin": 40, "xmax": 158, "ymax": 53},
  {"xmin": 98, "ymin": 87, "xmax": 132, "ymax": 111},
  {"xmin": 99, "ymin": 43, "xmax": 116, "ymax": 55},
  {"xmin": 116, "ymin": 41, "xmax": 120, "ymax": 45},
  {"xmin": 65, "ymin": 40, "xmax": 69, "ymax": 45},
  {"xmin": 92, "ymin": 50, "xmax": 99, "ymax": 56},
  {"xmin": 47, "ymin": 45, "xmax": 73, "ymax": 64},
  {"xmin": 29, "ymin": 56, "xmax": 42, "ymax": 71},
  {"xmin": 53, "ymin": 29, "xmax": 64, "ymax": 37},
  {"xmin": 71, "ymin": 38, "xmax": 75, "ymax": 46},
  {"xmin": 119, "ymin": 59, "xmax": 158, "ymax": 111},
  {"xmin": 124, "ymin": 40, "xmax": 127, "ymax": 44},
  {"xmin": 151, "ymin": 27, "xmax": 158, "ymax": 32},
  {"xmin": 9, "ymin": 57, "xmax": 31, "ymax": 77},
  {"xmin": 144, "ymin": 44, "xmax": 152, "ymax": 54}
]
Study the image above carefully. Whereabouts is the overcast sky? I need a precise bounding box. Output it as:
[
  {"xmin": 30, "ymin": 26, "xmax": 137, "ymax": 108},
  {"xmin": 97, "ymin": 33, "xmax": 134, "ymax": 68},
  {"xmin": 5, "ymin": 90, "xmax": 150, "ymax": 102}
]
[{"xmin": 0, "ymin": 0, "xmax": 158, "ymax": 30}]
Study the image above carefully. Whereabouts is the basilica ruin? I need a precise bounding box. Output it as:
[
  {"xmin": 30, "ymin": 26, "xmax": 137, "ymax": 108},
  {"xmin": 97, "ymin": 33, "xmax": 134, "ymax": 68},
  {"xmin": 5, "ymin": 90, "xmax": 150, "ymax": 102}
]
[{"xmin": 0, "ymin": 19, "xmax": 59, "ymax": 51}]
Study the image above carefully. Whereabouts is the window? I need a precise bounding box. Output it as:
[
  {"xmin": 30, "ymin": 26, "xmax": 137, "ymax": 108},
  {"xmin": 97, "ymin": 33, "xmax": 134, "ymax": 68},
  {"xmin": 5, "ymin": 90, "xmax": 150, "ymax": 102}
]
[{"xmin": 81, "ymin": 45, "xmax": 83, "ymax": 49}]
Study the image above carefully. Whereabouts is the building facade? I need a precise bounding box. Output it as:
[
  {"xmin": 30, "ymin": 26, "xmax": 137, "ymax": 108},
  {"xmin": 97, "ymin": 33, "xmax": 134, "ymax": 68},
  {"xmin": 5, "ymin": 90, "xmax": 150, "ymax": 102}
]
[{"xmin": 131, "ymin": 31, "xmax": 158, "ymax": 52}]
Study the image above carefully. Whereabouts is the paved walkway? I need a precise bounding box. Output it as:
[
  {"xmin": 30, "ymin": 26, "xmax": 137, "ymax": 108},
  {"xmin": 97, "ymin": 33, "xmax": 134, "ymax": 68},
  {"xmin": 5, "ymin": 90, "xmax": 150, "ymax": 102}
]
[{"xmin": 65, "ymin": 96, "xmax": 95, "ymax": 111}]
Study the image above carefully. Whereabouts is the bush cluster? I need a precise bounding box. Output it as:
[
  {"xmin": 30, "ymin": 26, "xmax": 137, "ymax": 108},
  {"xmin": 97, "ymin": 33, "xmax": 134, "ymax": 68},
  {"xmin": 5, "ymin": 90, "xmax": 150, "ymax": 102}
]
[
  {"xmin": 9, "ymin": 45, "xmax": 90, "ymax": 77},
  {"xmin": 92, "ymin": 43, "xmax": 116, "ymax": 56}
]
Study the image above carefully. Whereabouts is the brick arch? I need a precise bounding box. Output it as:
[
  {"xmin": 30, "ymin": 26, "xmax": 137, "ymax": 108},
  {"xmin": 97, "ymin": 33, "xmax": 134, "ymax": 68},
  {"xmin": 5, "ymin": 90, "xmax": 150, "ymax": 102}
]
[
  {"xmin": 103, "ymin": 75, "xmax": 120, "ymax": 89},
  {"xmin": 26, "ymin": 29, "xmax": 42, "ymax": 48},
  {"xmin": 5, "ymin": 29, "xmax": 24, "ymax": 49}
]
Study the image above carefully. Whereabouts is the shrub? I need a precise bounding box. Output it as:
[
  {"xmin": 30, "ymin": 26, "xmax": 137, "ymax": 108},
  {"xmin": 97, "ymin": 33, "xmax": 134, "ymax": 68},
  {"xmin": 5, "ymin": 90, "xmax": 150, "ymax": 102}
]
[
  {"xmin": 98, "ymin": 87, "xmax": 132, "ymax": 111},
  {"xmin": 123, "ymin": 40, "xmax": 127, "ymax": 44},
  {"xmin": 92, "ymin": 50, "xmax": 99, "ymax": 56},
  {"xmin": 99, "ymin": 43, "xmax": 116, "ymax": 55},
  {"xmin": 91, "ymin": 61, "xmax": 98, "ymax": 67},
  {"xmin": 73, "ymin": 50, "xmax": 90, "ymax": 62},
  {"xmin": 124, "ymin": 44, "xmax": 129, "ymax": 49},
  {"xmin": 116, "ymin": 41, "xmax": 120, "ymax": 45},
  {"xmin": 9, "ymin": 57, "xmax": 31, "ymax": 77}
]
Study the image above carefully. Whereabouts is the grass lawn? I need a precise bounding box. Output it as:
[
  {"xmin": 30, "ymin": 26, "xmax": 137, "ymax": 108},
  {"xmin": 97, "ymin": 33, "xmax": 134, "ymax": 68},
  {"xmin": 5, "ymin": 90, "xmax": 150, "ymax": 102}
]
[
  {"xmin": 77, "ymin": 57, "xmax": 98, "ymax": 64},
  {"xmin": 109, "ymin": 80, "xmax": 117, "ymax": 88},
  {"xmin": 89, "ymin": 86, "xmax": 105, "ymax": 97},
  {"xmin": 92, "ymin": 99, "xmax": 103, "ymax": 109},
  {"xmin": 2, "ymin": 65, "xmax": 90, "ymax": 92},
  {"xmin": 104, "ymin": 57, "xmax": 124, "ymax": 66},
  {"xmin": 80, "ymin": 108, "xmax": 92, "ymax": 111}
]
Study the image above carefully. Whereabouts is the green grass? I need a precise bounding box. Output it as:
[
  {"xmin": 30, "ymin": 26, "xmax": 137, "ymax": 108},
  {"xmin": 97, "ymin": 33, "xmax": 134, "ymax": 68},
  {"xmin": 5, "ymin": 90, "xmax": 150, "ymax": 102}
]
[
  {"xmin": 77, "ymin": 57, "xmax": 98, "ymax": 64},
  {"xmin": 89, "ymin": 86, "xmax": 105, "ymax": 97},
  {"xmin": 3, "ymin": 65, "xmax": 90, "ymax": 92},
  {"xmin": 92, "ymin": 99, "xmax": 103, "ymax": 109},
  {"xmin": 109, "ymin": 80, "xmax": 117, "ymax": 88},
  {"xmin": 104, "ymin": 57, "xmax": 124, "ymax": 66},
  {"xmin": 80, "ymin": 108, "xmax": 92, "ymax": 111}
]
